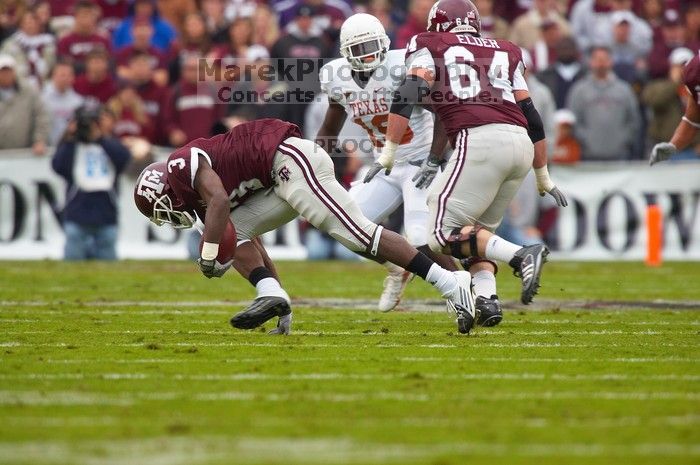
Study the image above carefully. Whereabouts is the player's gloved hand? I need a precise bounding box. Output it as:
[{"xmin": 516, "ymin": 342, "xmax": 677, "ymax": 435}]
[
  {"xmin": 363, "ymin": 162, "xmax": 390, "ymax": 183},
  {"xmin": 410, "ymin": 154, "xmax": 446, "ymax": 189},
  {"xmin": 534, "ymin": 166, "xmax": 568, "ymax": 207},
  {"xmin": 649, "ymin": 142, "xmax": 676, "ymax": 166},
  {"xmin": 197, "ymin": 258, "xmax": 233, "ymax": 278},
  {"xmin": 363, "ymin": 141, "xmax": 397, "ymax": 183}
]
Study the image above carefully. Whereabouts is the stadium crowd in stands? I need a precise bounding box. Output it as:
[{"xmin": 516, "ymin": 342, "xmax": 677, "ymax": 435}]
[
  {"xmin": 0, "ymin": 0, "xmax": 697, "ymax": 256},
  {"xmin": 0, "ymin": 0, "xmax": 698, "ymax": 159}
]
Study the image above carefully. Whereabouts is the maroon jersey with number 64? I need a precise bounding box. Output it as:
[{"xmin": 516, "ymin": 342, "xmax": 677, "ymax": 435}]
[
  {"xmin": 166, "ymin": 119, "xmax": 301, "ymax": 218},
  {"xmin": 684, "ymin": 52, "xmax": 700, "ymax": 105},
  {"xmin": 405, "ymin": 32, "xmax": 528, "ymax": 142}
]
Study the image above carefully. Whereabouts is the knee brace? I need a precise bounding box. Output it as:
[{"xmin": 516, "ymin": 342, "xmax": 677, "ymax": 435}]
[{"xmin": 446, "ymin": 224, "xmax": 483, "ymax": 259}]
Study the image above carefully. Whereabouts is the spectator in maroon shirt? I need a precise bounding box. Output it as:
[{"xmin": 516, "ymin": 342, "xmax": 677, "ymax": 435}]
[
  {"xmin": 57, "ymin": 0, "xmax": 112, "ymax": 72},
  {"xmin": 686, "ymin": 4, "xmax": 700, "ymax": 46},
  {"xmin": 201, "ymin": 0, "xmax": 230, "ymax": 44},
  {"xmin": 127, "ymin": 52, "xmax": 169, "ymax": 144},
  {"xmin": 47, "ymin": 0, "xmax": 75, "ymax": 17},
  {"xmin": 641, "ymin": 0, "xmax": 666, "ymax": 42},
  {"xmin": 74, "ymin": 49, "xmax": 117, "ymax": 104},
  {"xmin": 116, "ymin": 19, "xmax": 168, "ymax": 86},
  {"xmin": 95, "ymin": 0, "xmax": 129, "ymax": 35},
  {"xmin": 395, "ymin": 0, "xmax": 435, "ymax": 48},
  {"xmin": 107, "ymin": 82, "xmax": 155, "ymax": 142},
  {"xmin": 210, "ymin": 16, "xmax": 254, "ymax": 69},
  {"xmin": 648, "ymin": 10, "xmax": 691, "ymax": 79},
  {"xmin": 252, "ymin": 4, "xmax": 280, "ymax": 49},
  {"xmin": 33, "ymin": 1, "xmax": 52, "ymax": 34},
  {"xmin": 163, "ymin": 54, "xmax": 225, "ymax": 147},
  {"xmin": 167, "ymin": 12, "xmax": 212, "ymax": 84}
]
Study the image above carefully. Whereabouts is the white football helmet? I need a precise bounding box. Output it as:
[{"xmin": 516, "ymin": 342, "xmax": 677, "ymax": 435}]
[{"xmin": 339, "ymin": 13, "xmax": 390, "ymax": 72}]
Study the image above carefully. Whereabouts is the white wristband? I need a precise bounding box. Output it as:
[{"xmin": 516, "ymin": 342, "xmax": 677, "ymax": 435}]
[
  {"xmin": 201, "ymin": 241, "xmax": 219, "ymax": 260},
  {"xmin": 534, "ymin": 166, "xmax": 555, "ymax": 192},
  {"xmin": 377, "ymin": 140, "xmax": 398, "ymax": 168}
]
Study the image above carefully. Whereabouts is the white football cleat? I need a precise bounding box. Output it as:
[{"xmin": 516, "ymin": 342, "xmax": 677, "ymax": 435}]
[
  {"xmin": 444, "ymin": 271, "xmax": 477, "ymax": 334},
  {"xmin": 378, "ymin": 263, "xmax": 413, "ymax": 312}
]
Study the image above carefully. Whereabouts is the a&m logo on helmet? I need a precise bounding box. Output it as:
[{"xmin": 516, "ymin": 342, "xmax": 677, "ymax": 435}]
[{"xmin": 136, "ymin": 168, "xmax": 165, "ymax": 203}]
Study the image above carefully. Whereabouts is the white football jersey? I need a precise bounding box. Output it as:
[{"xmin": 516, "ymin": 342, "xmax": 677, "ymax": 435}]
[{"xmin": 319, "ymin": 49, "xmax": 434, "ymax": 163}]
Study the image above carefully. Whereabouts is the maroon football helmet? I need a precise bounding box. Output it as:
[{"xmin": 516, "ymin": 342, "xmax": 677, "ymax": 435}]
[
  {"xmin": 427, "ymin": 0, "xmax": 481, "ymax": 36},
  {"xmin": 133, "ymin": 161, "xmax": 195, "ymax": 229}
]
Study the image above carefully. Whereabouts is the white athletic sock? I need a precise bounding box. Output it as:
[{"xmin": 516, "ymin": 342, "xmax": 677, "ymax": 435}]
[
  {"xmin": 472, "ymin": 270, "xmax": 497, "ymax": 298},
  {"xmin": 484, "ymin": 235, "xmax": 522, "ymax": 264},
  {"xmin": 255, "ymin": 277, "xmax": 290, "ymax": 303},
  {"xmin": 426, "ymin": 263, "xmax": 458, "ymax": 297}
]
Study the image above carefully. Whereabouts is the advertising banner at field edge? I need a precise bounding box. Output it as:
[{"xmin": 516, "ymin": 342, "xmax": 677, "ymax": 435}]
[{"xmin": 0, "ymin": 151, "xmax": 698, "ymax": 260}]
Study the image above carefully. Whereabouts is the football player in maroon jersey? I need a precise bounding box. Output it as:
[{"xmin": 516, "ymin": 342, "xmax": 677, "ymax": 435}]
[
  {"xmin": 366, "ymin": 0, "xmax": 568, "ymax": 325},
  {"xmin": 134, "ymin": 118, "xmax": 479, "ymax": 334},
  {"xmin": 650, "ymin": 51, "xmax": 700, "ymax": 165}
]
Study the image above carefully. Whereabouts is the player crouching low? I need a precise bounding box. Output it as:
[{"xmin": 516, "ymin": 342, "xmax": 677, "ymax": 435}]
[
  {"xmin": 365, "ymin": 0, "xmax": 569, "ymax": 328},
  {"xmin": 133, "ymin": 118, "xmax": 479, "ymax": 335}
]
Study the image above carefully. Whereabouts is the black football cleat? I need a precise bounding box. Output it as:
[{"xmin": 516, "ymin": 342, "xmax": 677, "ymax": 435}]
[
  {"xmin": 509, "ymin": 244, "xmax": 549, "ymax": 305},
  {"xmin": 476, "ymin": 295, "xmax": 502, "ymax": 327},
  {"xmin": 230, "ymin": 296, "xmax": 291, "ymax": 330}
]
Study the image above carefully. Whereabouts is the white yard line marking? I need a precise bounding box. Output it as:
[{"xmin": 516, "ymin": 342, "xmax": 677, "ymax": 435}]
[
  {"xmin": 0, "ymin": 436, "xmax": 697, "ymax": 465},
  {"xmin": 0, "ymin": 372, "xmax": 697, "ymax": 382},
  {"xmin": 398, "ymin": 356, "xmax": 700, "ymax": 363},
  {"xmin": 4, "ymin": 413, "xmax": 699, "ymax": 430},
  {"xmin": 0, "ymin": 340, "xmax": 687, "ymax": 348},
  {"xmin": 15, "ymin": 356, "xmax": 699, "ymax": 365},
  {"xmin": 0, "ymin": 390, "xmax": 698, "ymax": 406},
  {"xmin": 254, "ymin": 414, "xmax": 700, "ymax": 429},
  {"xmin": 0, "ymin": 341, "xmax": 687, "ymax": 348},
  {"xmin": 1, "ymin": 298, "xmax": 698, "ymax": 312},
  {"xmin": 3, "ymin": 316, "xmax": 699, "ymax": 326},
  {"xmin": 3, "ymin": 329, "xmax": 695, "ymax": 336}
]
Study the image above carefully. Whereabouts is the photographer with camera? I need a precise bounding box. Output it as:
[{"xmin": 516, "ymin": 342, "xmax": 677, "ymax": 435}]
[{"xmin": 51, "ymin": 104, "xmax": 131, "ymax": 260}]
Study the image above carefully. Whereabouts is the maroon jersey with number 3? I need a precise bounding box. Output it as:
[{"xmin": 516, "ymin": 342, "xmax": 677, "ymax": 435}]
[
  {"xmin": 405, "ymin": 32, "xmax": 528, "ymax": 142},
  {"xmin": 166, "ymin": 119, "xmax": 301, "ymax": 218},
  {"xmin": 684, "ymin": 52, "xmax": 700, "ymax": 105}
]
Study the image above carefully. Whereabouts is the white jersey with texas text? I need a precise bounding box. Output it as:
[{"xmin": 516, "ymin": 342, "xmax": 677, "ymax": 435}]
[{"xmin": 319, "ymin": 49, "xmax": 433, "ymax": 164}]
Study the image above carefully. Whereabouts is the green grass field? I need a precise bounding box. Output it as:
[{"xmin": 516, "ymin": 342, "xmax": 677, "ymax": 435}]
[{"xmin": 0, "ymin": 261, "xmax": 698, "ymax": 465}]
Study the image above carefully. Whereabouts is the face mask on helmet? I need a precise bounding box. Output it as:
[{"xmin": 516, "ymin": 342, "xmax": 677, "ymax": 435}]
[
  {"xmin": 151, "ymin": 194, "xmax": 195, "ymax": 229},
  {"xmin": 341, "ymin": 36, "xmax": 389, "ymax": 72},
  {"xmin": 134, "ymin": 163, "xmax": 195, "ymax": 229}
]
